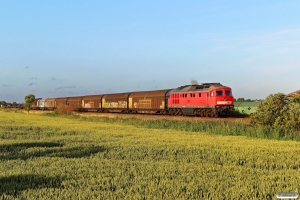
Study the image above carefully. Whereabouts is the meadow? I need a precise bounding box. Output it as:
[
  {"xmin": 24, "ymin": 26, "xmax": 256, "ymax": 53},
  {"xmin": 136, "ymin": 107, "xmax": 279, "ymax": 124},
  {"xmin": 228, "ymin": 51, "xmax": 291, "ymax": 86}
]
[{"xmin": 0, "ymin": 110, "xmax": 300, "ymax": 199}]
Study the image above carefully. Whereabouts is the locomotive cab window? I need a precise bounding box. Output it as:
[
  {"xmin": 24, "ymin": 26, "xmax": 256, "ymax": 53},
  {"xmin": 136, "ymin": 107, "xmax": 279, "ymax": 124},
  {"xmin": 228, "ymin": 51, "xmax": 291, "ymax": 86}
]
[
  {"xmin": 211, "ymin": 92, "xmax": 214, "ymax": 97},
  {"xmin": 216, "ymin": 90, "xmax": 223, "ymax": 96},
  {"xmin": 226, "ymin": 90, "xmax": 231, "ymax": 96}
]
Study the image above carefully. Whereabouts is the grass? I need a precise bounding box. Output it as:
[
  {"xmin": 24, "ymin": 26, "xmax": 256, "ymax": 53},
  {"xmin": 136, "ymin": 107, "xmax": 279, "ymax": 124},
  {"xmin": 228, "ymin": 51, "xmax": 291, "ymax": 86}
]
[
  {"xmin": 43, "ymin": 112, "xmax": 300, "ymax": 141},
  {"xmin": 1, "ymin": 110, "xmax": 300, "ymax": 199}
]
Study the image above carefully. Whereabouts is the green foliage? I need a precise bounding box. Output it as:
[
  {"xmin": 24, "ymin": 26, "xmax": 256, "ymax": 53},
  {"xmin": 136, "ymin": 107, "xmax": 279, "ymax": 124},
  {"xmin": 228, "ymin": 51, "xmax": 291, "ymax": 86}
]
[
  {"xmin": 236, "ymin": 98, "xmax": 245, "ymax": 102},
  {"xmin": 274, "ymin": 95, "xmax": 300, "ymax": 132},
  {"xmin": 250, "ymin": 93, "xmax": 300, "ymax": 133},
  {"xmin": 290, "ymin": 94, "xmax": 300, "ymax": 103},
  {"xmin": 24, "ymin": 94, "xmax": 35, "ymax": 113},
  {"xmin": 0, "ymin": 101, "xmax": 7, "ymax": 107},
  {"xmin": 250, "ymin": 93, "xmax": 285, "ymax": 127}
]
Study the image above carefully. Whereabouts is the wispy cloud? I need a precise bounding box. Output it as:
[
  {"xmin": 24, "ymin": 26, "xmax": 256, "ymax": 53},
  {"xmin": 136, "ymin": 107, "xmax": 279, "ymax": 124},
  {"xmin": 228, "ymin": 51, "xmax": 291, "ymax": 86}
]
[
  {"xmin": 29, "ymin": 83, "xmax": 37, "ymax": 86},
  {"xmin": 210, "ymin": 28, "xmax": 300, "ymax": 53},
  {"xmin": 55, "ymin": 86, "xmax": 76, "ymax": 90},
  {"xmin": 2, "ymin": 84, "xmax": 10, "ymax": 87},
  {"xmin": 47, "ymin": 86, "xmax": 77, "ymax": 94},
  {"xmin": 252, "ymin": 63, "xmax": 299, "ymax": 76},
  {"xmin": 48, "ymin": 90, "xmax": 57, "ymax": 93}
]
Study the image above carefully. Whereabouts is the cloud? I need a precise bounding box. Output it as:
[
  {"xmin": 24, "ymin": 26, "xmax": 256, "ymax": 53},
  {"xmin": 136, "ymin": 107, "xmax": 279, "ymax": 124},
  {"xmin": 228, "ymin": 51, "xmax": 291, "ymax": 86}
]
[
  {"xmin": 48, "ymin": 86, "xmax": 77, "ymax": 94},
  {"xmin": 210, "ymin": 28, "xmax": 300, "ymax": 53},
  {"xmin": 30, "ymin": 77, "xmax": 37, "ymax": 80},
  {"xmin": 48, "ymin": 90, "xmax": 57, "ymax": 93},
  {"xmin": 51, "ymin": 77, "xmax": 56, "ymax": 80},
  {"xmin": 64, "ymin": 86, "xmax": 76, "ymax": 89},
  {"xmin": 25, "ymin": 66, "xmax": 29, "ymax": 69},
  {"xmin": 29, "ymin": 83, "xmax": 37, "ymax": 86},
  {"xmin": 54, "ymin": 86, "xmax": 76, "ymax": 90},
  {"xmin": 2, "ymin": 84, "xmax": 10, "ymax": 87},
  {"xmin": 105, "ymin": 89, "xmax": 113, "ymax": 93}
]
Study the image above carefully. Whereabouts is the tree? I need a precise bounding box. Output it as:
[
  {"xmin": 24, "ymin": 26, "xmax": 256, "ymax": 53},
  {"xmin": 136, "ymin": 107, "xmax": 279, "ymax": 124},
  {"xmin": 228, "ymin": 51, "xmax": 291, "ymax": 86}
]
[
  {"xmin": 274, "ymin": 94, "xmax": 300, "ymax": 131},
  {"xmin": 24, "ymin": 94, "xmax": 35, "ymax": 113},
  {"xmin": 250, "ymin": 93, "xmax": 285, "ymax": 127},
  {"xmin": 236, "ymin": 98, "xmax": 245, "ymax": 102},
  {"xmin": 0, "ymin": 101, "xmax": 6, "ymax": 107}
]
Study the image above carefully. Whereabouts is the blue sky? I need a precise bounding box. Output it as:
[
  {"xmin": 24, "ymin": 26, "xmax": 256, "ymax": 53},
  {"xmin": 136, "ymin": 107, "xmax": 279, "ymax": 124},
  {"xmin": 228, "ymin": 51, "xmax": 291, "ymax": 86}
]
[{"xmin": 1, "ymin": 1, "xmax": 300, "ymax": 103}]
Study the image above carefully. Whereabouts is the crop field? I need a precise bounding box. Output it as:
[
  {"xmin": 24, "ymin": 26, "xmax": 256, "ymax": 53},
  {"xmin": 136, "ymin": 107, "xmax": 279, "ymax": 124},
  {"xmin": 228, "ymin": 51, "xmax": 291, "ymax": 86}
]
[{"xmin": 1, "ymin": 110, "xmax": 300, "ymax": 199}]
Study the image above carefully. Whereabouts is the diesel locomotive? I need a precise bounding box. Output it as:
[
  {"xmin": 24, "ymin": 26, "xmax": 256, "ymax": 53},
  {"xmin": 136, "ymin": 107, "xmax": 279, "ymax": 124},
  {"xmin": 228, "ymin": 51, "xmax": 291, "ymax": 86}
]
[{"xmin": 31, "ymin": 83, "xmax": 234, "ymax": 117}]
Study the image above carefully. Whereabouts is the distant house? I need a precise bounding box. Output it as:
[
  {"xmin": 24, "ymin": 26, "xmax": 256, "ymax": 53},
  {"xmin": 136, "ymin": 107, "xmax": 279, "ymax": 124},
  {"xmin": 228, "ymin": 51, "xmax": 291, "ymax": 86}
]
[{"xmin": 286, "ymin": 90, "xmax": 300, "ymax": 98}]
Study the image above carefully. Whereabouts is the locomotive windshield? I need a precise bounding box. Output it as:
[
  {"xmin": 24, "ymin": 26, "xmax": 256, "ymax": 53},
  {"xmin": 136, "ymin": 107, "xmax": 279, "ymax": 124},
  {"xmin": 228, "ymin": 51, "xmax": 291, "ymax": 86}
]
[
  {"xmin": 216, "ymin": 90, "xmax": 223, "ymax": 96},
  {"xmin": 225, "ymin": 90, "xmax": 231, "ymax": 96}
]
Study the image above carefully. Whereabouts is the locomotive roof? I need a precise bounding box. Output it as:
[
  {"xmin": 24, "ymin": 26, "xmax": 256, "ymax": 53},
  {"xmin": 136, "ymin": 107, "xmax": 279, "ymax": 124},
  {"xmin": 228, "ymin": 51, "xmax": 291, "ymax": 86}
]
[{"xmin": 171, "ymin": 83, "xmax": 230, "ymax": 92}]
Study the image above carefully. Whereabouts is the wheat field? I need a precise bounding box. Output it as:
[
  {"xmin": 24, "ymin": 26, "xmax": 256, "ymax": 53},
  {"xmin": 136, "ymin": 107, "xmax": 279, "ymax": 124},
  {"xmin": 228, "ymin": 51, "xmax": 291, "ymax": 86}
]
[{"xmin": 0, "ymin": 110, "xmax": 299, "ymax": 199}]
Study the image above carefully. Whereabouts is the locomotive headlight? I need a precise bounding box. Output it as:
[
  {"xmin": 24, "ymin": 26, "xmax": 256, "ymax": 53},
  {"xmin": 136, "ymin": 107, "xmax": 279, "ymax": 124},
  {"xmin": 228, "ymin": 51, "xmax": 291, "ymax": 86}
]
[{"xmin": 217, "ymin": 101, "xmax": 232, "ymax": 105}]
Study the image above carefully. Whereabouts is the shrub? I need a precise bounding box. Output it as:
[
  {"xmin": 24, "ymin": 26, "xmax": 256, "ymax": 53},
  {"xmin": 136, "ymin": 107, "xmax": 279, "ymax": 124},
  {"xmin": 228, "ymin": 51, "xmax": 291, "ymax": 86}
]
[
  {"xmin": 250, "ymin": 93, "xmax": 300, "ymax": 132},
  {"xmin": 250, "ymin": 93, "xmax": 285, "ymax": 127}
]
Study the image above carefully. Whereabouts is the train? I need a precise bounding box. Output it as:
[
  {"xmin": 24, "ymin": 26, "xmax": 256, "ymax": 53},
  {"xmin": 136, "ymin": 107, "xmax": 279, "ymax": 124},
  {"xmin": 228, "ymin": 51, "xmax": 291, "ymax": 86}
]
[{"xmin": 30, "ymin": 83, "xmax": 234, "ymax": 117}]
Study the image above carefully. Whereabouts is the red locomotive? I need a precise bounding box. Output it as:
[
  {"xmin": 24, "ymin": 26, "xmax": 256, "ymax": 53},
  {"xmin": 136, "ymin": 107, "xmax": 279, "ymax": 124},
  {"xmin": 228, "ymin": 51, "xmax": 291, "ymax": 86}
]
[
  {"xmin": 31, "ymin": 83, "xmax": 234, "ymax": 117},
  {"xmin": 168, "ymin": 83, "xmax": 234, "ymax": 117}
]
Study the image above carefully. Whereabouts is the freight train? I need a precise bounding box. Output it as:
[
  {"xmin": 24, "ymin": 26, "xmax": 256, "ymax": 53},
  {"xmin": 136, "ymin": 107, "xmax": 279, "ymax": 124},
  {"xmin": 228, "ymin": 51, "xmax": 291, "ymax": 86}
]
[{"xmin": 31, "ymin": 83, "xmax": 234, "ymax": 117}]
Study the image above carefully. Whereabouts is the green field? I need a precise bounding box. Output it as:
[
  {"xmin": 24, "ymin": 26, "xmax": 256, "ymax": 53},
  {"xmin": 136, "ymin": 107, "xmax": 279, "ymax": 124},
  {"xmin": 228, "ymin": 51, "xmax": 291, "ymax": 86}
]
[
  {"xmin": 234, "ymin": 102, "xmax": 259, "ymax": 115},
  {"xmin": 0, "ymin": 110, "xmax": 300, "ymax": 199}
]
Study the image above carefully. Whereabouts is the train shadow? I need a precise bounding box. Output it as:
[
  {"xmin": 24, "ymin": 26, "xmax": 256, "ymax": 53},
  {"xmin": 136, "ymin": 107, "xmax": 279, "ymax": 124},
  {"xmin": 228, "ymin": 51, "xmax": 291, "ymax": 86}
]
[
  {"xmin": 0, "ymin": 142, "xmax": 106, "ymax": 160},
  {"xmin": 0, "ymin": 174, "xmax": 63, "ymax": 196}
]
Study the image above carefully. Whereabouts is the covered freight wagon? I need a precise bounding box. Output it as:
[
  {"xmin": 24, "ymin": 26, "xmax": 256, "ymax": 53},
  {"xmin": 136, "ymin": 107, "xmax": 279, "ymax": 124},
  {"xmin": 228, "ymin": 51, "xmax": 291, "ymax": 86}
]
[
  {"xmin": 81, "ymin": 95, "xmax": 104, "ymax": 111},
  {"xmin": 31, "ymin": 98, "xmax": 42, "ymax": 110},
  {"xmin": 44, "ymin": 98, "xmax": 56, "ymax": 110},
  {"xmin": 102, "ymin": 93, "xmax": 130, "ymax": 112},
  {"xmin": 128, "ymin": 89, "xmax": 171, "ymax": 114},
  {"xmin": 67, "ymin": 96, "xmax": 84, "ymax": 111}
]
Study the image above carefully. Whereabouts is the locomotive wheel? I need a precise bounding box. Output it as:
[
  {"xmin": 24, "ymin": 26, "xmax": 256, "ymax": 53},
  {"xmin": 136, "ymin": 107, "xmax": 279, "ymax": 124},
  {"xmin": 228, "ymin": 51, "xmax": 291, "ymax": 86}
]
[
  {"xmin": 176, "ymin": 108, "xmax": 182, "ymax": 116},
  {"xmin": 175, "ymin": 108, "xmax": 180, "ymax": 116},
  {"xmin": 211, "ymin": 111, "xmax": 218, "ymax": 118},
  {"xmin": 205, "ymin": 110, "xmax": 211, "ymax": 117},
  {"xmin": 199, "ymin": 110, "xmax": 204, "ymax": 117},
  {"xmin": 175, "ymin": 108, "xmax": 179, "ymax": 116},
  {"xmin": 179, "ymin": 109, "xmax": 183, "ymax": 116},
  {"xmin": 170, "ymin": 108, "xmax": 175, "ymax": 116},
  {"xmin": 171, "ymin": 109, "xmax": 175, "ymax": 116}
]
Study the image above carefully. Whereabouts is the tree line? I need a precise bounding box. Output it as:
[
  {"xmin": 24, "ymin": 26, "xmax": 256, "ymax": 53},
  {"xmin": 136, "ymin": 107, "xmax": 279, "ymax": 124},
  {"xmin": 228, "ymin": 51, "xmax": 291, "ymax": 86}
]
[
  {"xmin": 0, "ymin": 101, "xmax": 21, "ymax": 107},
  {"xmin": 234, "ymin": 98, "xmax": 262, "ymax": 102}
]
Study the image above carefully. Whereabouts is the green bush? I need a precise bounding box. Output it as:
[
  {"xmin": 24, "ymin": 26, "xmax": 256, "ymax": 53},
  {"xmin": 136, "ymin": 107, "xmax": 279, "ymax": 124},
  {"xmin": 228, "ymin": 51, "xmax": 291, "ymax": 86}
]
[{"xmin": 250, "ymin": 93, "xmax": 300, "ymax": 132}]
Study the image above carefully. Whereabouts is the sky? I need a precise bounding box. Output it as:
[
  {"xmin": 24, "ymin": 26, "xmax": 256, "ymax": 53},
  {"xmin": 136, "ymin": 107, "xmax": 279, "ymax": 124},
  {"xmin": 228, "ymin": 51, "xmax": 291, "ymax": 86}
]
[{"xmin": 1, "ymin": 1, "xmax": 300, "ymax": 103}]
